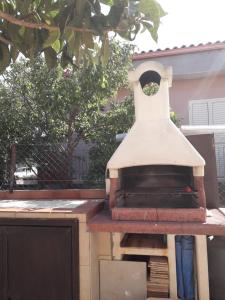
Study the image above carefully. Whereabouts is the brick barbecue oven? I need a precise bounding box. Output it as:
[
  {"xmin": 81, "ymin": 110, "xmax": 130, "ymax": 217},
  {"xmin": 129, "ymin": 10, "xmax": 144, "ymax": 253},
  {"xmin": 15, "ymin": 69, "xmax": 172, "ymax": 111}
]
[{"xmin": 106, "ymin": 61, "xmax": 206, "ymax": 222}]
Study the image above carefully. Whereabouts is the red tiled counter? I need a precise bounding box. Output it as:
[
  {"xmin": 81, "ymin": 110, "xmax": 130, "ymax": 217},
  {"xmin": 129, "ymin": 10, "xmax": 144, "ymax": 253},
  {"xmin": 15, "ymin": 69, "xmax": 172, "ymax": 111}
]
[
  {"xmin": 111, "ymin": 207, "xmax": 206, "ymax": 222},
  {"xmin": 88, "ymin": 209, "xmax": 225, "ymax": 236}
]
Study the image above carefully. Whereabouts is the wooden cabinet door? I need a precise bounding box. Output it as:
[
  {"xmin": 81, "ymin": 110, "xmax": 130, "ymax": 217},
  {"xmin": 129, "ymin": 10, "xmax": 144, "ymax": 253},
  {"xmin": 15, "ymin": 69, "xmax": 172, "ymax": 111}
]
[
  {"xmin": 1, "ymin": 219, "xmax": 79, "ymax": 300},
  {"xmin": 0, "ymin": 228, "xmax": 4, "ymax": 300},
  {"xmin": 208, "ymin": 236, "xmax": 225, "ymax": 300}
]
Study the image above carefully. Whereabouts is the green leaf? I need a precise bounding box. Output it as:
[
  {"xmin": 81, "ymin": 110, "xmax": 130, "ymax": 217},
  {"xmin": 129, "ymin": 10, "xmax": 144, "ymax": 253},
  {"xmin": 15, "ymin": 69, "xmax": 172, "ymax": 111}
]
[
  {"xmin": 43, "ymin": 29, "xmax": 61, "ymax": 49},
  {"xmin": 3, "ymin": 2, "xmax": 14, "ymax": 14},
  {"xmin": 44, "ymin": 1, "xmax": 59, "ymax": 12},
  {"xmin": 100, "ymin": 75, "xmax": 108, "ymax": 88},
  {"xmin": 139, "ymin": 0, "xmax": 167, "ymax": 18},
  {"xmin": 141, "ymin": 20, "xmax": 158, "ymax": 41},
  {"xmin": 67, "ymin": 33, "xmax": 76, "ymax": 55},
  {"xmin": 116, "ymin": 19, "xmax": 129, "ymax": 39},
  {"xmin": 56, "ymin": 4, "xmax": 73, "ymax": 33},
  {"xmin": 7, "ymin": 24, "xmax": 26, "ymax": 54},
  {"xmin": 24, "ymin": 28, "xmax": 39, "ymax": 58},
  {"xmin": 44, "ymin": 47, "xmax": 57, "ymax": 69},
  {"xmin": 46, "ymin": 9, "xmax": 60, "ymax": 19},
  {"xmin": 51, "ymin": 39, "xmax": 61, "ymax": 53},
  {"xmin": 61, "ymin": 47, "xmax": 74, "ymax": 68},
  {"xmin": 0, "ymin": 0, "xmax": 164, "ymax": 67},
  {"xmin": 107, "ymin": 5, "xmax": 124, "ymax": 27},
  {"xmin": 16, "ymin": 0, "xmax": 32, "ymax": 14},
  {"xmin": 18, "ymin": 26, "xmax": 26, "ymax": 37},
  {"xmin": 0, "ymin": 43, "xmax": 10, "ymax": 73},
  {"xmin": 64, "ymin": 27, "xmax": 74, "ymax": 42},
  {"xmin": 139, "ymin": 0, "xmax": 167, "ymax": 36},
  {"xmin": 33, "ymin": 0, "xmax": 42, "ymax": 9},
  {"xmin": 100, "ymin": 0, "xmax": 114, "ymax": 6},
  {"xmin": 90, "ymin": 15, "xmax": 108, "ymax": 34}
]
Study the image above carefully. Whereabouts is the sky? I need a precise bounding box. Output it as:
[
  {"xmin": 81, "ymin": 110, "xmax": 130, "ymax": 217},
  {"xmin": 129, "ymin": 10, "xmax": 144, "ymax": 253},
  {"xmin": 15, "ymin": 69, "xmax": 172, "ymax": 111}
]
[{"xmin": 133, "ymin": 0, "xmax": 225, "ymax": 52}]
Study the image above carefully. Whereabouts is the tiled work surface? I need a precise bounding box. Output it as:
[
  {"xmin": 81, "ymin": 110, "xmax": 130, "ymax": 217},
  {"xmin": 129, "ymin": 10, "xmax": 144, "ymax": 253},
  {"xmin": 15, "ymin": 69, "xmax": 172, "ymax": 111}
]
[
  {"xmin": 88, "ymin": 209, "xmax": 225, "ymax": 236},
  {"xmin": 0, "ymin": 199, "xmax": 87, "ymax": 209},
  {"xmin": 0, "ymin": 199, "xmax": 104, "ymax": 222}
]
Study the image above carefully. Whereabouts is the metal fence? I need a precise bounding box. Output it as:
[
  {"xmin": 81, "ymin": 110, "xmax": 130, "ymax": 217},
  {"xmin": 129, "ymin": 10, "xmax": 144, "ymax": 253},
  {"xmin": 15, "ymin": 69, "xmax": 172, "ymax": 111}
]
[
  {"xmin": 0, "ymin": 143, "xmax": 93, "ymax": 191},
  {"xmin": 216, "ymin": 143, "xmax": 225, "ymax": 206},
  {"xmin": 1, "ymin": 142, "xmax": 225, "ymax": 205},
  {"xmin": 218, "ymin": 181, "xmax": 225, "ymax": 206}
]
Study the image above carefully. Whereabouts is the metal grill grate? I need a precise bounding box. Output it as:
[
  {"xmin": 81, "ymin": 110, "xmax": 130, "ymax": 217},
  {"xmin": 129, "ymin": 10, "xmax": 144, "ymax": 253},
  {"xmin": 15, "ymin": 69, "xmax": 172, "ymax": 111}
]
[{"xmin": 121, "ymin": 191, "xmax": 199, "ymax": 208}]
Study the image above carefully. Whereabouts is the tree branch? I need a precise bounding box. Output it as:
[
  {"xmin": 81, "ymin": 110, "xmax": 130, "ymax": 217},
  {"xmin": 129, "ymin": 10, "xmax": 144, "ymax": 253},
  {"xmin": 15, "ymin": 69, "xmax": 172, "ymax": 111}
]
[
  {"xmin": 0, "ymin": 35, "xmax": 11, "ymax": 45},
  {"xmin": 0, "ymin": 10, "xmax": 90, "ymax": 32},
  {"xmin": 0, "ymin": 10, "xmax": 123, "ymax": 34}
]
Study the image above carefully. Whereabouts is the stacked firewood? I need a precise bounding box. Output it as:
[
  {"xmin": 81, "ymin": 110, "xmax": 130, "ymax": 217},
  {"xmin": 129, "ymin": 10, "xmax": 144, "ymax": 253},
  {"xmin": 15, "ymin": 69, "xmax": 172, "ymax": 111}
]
[{"xmin": 147, "ymin": 256, "xmax": 169, "ymax": 298}]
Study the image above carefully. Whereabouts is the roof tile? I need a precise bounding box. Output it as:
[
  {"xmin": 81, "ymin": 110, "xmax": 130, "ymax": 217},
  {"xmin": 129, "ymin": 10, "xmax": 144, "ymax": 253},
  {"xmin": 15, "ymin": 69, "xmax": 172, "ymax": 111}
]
[{"xmin": 133, "ymin": 41, "xmax": 225, "ymax": 60}]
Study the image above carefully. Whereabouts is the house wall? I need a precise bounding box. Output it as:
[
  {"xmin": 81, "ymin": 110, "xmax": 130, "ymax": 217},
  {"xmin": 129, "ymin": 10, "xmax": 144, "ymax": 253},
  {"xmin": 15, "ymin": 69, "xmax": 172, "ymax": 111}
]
[
  {"xmin": 117, "ymin": 74, "xmax": 225, "ymax": 126},
  {"xmin": 133, "ymin": 46, "xmax": 225, "ymax": 125},
  {"xmin": 134, "ymin": 48, "xmax": 225, "ymax": 79},
  {"xmin": 170, "ymin": 74, "xmax": 225, "ymax": 124}
]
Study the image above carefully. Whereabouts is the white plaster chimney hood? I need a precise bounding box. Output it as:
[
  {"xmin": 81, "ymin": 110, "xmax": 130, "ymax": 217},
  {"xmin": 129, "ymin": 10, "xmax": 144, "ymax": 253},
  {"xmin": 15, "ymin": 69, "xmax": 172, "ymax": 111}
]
[{"xmin": 107, "ymin": 61, "xmax": 205, "ymax": 177}]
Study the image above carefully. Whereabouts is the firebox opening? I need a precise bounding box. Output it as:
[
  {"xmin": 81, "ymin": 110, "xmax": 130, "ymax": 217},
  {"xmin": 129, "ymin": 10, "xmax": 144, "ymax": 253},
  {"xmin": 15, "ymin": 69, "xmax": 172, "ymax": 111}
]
[
  {"xmin": 139, "ymin": 71, "xmax": 161, "ymax": 96},
  {"xmin": 116, "ymin": 165, "xmax": 199, "ymax": 209}
]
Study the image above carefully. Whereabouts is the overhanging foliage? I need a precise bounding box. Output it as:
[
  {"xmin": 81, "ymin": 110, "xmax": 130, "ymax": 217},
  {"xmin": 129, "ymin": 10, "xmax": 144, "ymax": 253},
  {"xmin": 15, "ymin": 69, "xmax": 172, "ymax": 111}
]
[{"xmin": 0, "ymin": 0, "xmax": 166, "ymax": 71}]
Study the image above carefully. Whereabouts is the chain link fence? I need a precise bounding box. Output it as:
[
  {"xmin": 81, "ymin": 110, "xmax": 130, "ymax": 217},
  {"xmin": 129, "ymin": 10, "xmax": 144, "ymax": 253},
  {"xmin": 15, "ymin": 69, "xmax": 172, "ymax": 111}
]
[
  {"xmin": 0, "ymin": 143, "xmax": 101, "ymax": 191},
  {"xmin": 0, "ymin": 143, "xmax": 10, "ymax": 190},
  {"xmin": 218, "ymin": 181, "xmax": 225, "ymax": 206},
  {"xmin": 1, "ymin": 141, "xmax": 225, "ymax": 205},
  {"xmin": 215, "ymin": 143, "xmax": 225, "ymax": 206}
]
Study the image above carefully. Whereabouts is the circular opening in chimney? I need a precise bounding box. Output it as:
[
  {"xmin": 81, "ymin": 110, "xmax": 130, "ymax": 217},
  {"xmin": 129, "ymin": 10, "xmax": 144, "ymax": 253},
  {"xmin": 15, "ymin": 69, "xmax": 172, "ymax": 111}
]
[{"xmin": 139, "ymin": 71, "xmax": 161, "ymax": 96}]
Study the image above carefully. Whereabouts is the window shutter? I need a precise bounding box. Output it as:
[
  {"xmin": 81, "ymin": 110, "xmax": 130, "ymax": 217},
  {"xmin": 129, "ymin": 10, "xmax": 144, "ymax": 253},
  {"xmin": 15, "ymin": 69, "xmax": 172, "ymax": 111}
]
[
  {"xmin": 211, "ymin": 100, "xmax": 225, "ymax": 125},
  {"xmin": 189, "ymin": 101, "xmax": 209, "ymax": 125}
]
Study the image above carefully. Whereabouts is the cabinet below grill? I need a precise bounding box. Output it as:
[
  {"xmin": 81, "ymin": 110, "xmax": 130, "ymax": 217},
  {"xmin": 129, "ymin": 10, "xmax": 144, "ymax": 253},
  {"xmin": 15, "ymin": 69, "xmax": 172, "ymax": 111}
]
[{"xmin": 0, "ymin": 218, "xmax": 79, "ymax": 300}]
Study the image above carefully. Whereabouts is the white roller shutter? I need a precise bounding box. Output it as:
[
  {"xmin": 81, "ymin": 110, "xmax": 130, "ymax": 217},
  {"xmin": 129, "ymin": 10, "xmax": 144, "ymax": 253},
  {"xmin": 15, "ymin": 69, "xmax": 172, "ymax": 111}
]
[
  {"xmin": 189, "ymin": 100, "xmax": 209, "ymax": 125},
  {"xmin": 211, "ymin": 100, "xmax": 225, "ymax": 125}
]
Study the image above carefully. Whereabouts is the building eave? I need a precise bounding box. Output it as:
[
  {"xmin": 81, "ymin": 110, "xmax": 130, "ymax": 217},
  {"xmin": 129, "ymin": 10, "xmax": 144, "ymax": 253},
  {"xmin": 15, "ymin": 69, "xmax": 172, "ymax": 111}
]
[{"xmin": 133, "ymin": 42, "xmax": 225, "ymax": 61}]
